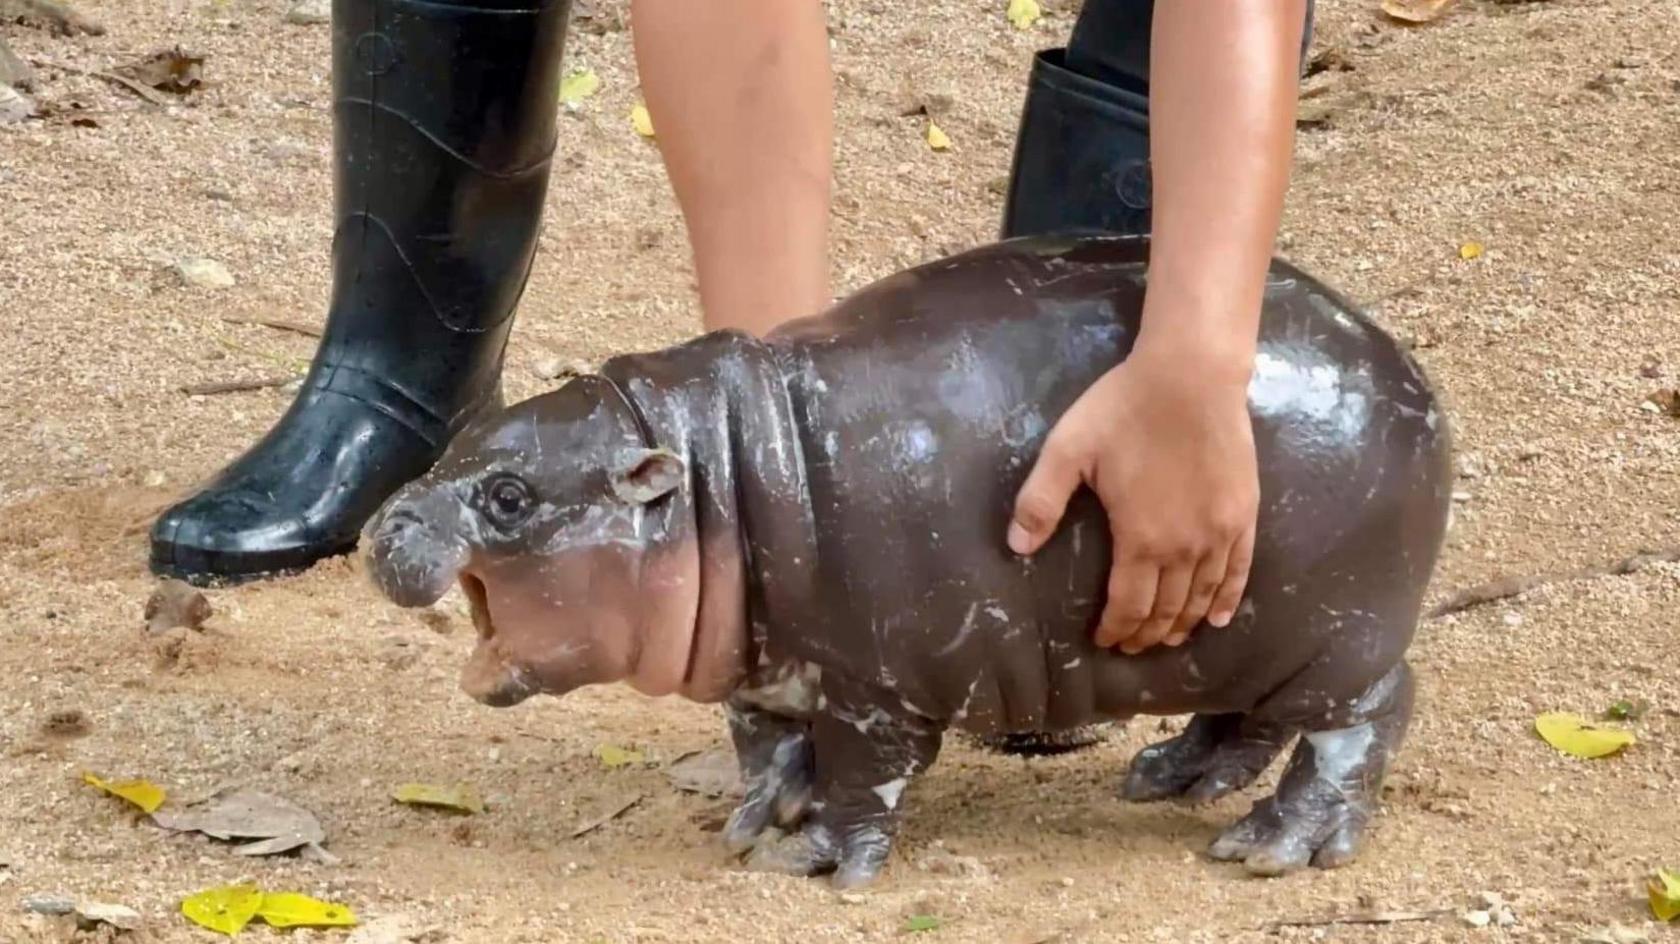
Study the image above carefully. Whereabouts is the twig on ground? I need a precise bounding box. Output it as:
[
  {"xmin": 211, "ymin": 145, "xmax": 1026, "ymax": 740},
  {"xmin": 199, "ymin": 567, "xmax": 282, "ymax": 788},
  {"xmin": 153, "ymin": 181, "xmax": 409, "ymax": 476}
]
[
  {"xmin": 569, "ymin": 794, "xmax": 643, "ymax": 839},
  {"xmin": 1260, "ymin": 908, "xmax": 1451, "ymax": 931},
  {"xmin": 221, "ymin": 315, "xmax": 323, "ymax": 339},
  {"xmin": 179, "ymin": 375, "xmax": 296, "ymax": 396},
  {"xmin": 30, "ymin": 58, "xmax": 166, "ymax": 104},
  {"xmin": 1426, "ymin": 546, "xmax": 1680, "ymax": 619}
]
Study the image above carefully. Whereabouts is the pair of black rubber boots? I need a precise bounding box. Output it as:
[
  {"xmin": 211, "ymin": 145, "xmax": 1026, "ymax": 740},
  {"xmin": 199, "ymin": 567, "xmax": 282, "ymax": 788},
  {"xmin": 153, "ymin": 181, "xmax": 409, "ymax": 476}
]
[{"xmin": 149, "ymin": 0, "xmax": 1182, "ymax": 581}]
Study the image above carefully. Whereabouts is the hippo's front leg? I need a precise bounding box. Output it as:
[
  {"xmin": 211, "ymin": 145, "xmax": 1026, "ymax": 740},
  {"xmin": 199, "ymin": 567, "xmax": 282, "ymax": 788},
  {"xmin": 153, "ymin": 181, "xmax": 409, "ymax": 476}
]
[
  {"xmin": 722, "ymin": 698, "xmax": 814, "ymax": 854},
  {"xmin": 746, "ymin": 679, "xmax": 943, "ymax": 889}
]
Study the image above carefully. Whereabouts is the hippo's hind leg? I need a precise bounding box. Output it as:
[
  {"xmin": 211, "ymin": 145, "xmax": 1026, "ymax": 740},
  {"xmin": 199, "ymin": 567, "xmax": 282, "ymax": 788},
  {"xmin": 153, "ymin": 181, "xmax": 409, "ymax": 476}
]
[
  {"xmin": 1208, "ymin": 660, "xmax": 1416, "ymax": 876},
  {"xmin": 1122, "ymin": 713, "xmax": 1294, "ymax": 805}
]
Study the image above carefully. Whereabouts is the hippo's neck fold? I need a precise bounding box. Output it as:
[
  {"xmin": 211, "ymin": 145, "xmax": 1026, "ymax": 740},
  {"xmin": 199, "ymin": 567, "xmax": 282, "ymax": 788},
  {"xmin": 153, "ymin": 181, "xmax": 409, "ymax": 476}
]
[{"xmin": 600, "ymin": 331, "xmax": 818, "ymax": 701}]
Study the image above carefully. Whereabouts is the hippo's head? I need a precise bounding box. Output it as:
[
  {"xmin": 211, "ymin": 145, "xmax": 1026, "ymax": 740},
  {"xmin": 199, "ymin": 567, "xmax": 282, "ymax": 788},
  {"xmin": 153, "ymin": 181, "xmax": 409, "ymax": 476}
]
[{"xmin": 361, "ymin": 375, "xmax": 689, "ymax": 708}]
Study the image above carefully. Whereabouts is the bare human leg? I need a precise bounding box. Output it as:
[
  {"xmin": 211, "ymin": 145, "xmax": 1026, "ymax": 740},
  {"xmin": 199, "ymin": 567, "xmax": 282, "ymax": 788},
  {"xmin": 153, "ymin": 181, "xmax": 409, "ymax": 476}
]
[{"xmin": 629, "ymin": 0, "xmax": 834, "ymax": 337}]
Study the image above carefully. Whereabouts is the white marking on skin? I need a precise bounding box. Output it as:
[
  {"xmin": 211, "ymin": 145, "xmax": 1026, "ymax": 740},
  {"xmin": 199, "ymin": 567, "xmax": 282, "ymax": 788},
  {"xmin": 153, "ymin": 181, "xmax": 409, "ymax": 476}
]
[
  {"xmin": 951, "ymin": 676, "xmax": 982, "ymax": 724},
  {"xmin": 1305, "ymin": 722, "xmax": 1376, "ymax": 790},
  {"xmin": 984, "ymin": 605, "xmax": 1008, "ymax": 621},
  {"xmin": 841, "ymin": 705, "xmax": 892, "ymax": 734},
  {"xmin": 935, "ymin": 603, "xmax": 980, "ymax": 657},
  {"xmin": 872, "ymin": 778, "xmax": 908, "ymax": 810},
  {"xmin": 1062, "ymin": 658, "xmax": 1081, "ymax": 669}
]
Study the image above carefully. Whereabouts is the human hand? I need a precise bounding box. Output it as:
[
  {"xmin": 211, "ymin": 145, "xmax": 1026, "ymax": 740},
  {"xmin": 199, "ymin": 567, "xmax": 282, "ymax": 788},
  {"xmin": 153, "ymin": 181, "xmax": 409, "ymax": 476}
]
[{"xmin": 1006, "ymin": 342, "xmax": 1259, "ymax": 654}]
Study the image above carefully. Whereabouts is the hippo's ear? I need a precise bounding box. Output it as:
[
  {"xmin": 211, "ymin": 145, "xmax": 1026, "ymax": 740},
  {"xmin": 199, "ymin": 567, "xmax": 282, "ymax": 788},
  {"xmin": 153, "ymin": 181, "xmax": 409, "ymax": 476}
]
[{"xmin": 608, "ymin": 447, "xmax": 687, "ymax": 505}]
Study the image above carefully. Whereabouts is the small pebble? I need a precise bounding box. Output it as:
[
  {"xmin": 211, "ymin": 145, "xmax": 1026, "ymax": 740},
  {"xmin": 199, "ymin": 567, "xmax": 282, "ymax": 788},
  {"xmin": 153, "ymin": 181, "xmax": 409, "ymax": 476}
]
[
  {"xmin": 284, "ymin": 0, "xmax": 330, "ymax": 24},
  {"xmin": 1059, "ymin": 877, "xmax": 1074, "ymax": 888},
  {"xmin": 143, "ymin": 471, "xmax": 168, "ymax": 488},
  {"xmin": 174, "ymin": 258, "xmax": 236, "ymax": 290},
  {"xmin": 1501, "ymin": 611, "xmax": 1524, "ymax": 627},
  {"xmin": 22, "ymin": 893, "xmax": 75, "ymax": 916},
  {"xmin": 1462, "ymin": 909, "xmax": 1491, "ymax": 928}
]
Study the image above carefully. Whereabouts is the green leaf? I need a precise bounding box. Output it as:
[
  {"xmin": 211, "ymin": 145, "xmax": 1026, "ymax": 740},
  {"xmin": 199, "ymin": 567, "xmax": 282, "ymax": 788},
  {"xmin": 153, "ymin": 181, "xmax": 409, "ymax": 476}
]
[
  {"xmin": 1651, "ymin": 868, "xmax": 1680, "ymax": 922},
  {"xmin": 904, "ymin": 914, "xmax": 942, "ymax": 933},
  {"xmin": 595, "ymin": 744, "xmax": 645, "ymax": 769}
]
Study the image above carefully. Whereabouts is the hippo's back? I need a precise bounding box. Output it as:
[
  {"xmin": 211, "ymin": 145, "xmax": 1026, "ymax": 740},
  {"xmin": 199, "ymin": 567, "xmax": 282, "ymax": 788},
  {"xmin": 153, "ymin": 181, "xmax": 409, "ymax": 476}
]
[{"xmin": 760, "ymin": 235, "xmax": 1452, "ymax": 733}]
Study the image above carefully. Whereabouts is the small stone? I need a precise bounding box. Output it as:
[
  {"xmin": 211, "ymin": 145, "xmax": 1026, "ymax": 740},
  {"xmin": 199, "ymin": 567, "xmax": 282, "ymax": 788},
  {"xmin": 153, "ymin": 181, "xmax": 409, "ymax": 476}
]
[
  {"xmin": 1501, "ymin": 611, "xmax": 1523, "ymax": 627},
  {"xmin": 1461, "ymin": 909, "xmax": 1491, "ymax": 928},
  {"xmin": 263, "ymin": 139, "xmax": 316, "ymax": 162},
  {"xmin": 145, "ymin": 579, "xmax": 213, "ymax": 633},
  {"xmin": 487, "ymin": 747, "xmax": 502, "ymax": 763},
  {"xmin": 174, "ymin": 258, "xmax": 236, "ymax": 289},
  {"xmin": 41, "ymin": 709, "xmax": 91, "ymax": 739},
  {"xmin": 838, "ymin": 892, "xmax": 866, "ymax": 905},
  {"xmin": 1540, "ymin": 782, "xmax": 1556, "ymax": 795},
  {"xmin": 0, "ymin": 85, "xmax": 35, "ymax": 125},
  {"xmin": 143, "ymin": 470, "xmax": 168, "ymax": 488},
  {"xmin": 75, "ymin": 901, "xmax": 142, "ymax": 932},
  {"xmin": 284, "ymin": 0, "xmax": 330, "ymax": 24},
  {"xmin": 22, "ymin": 893, "xmax": 75, "ymax": 916},
  {"xmin": 1059, "ymin": 877, "xmax": 1074, "ymax": 888},
  {"xmin": 1451, "ymin": 490, "xmax": 1473, "ymax": 503}
]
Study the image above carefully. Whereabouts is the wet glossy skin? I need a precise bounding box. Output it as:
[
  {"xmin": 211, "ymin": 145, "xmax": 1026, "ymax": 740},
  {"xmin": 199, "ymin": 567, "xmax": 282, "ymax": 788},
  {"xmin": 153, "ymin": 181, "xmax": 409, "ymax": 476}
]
[{"xmin": 364, "ymin": 234, "xmax": 1454, "ymax": 889}]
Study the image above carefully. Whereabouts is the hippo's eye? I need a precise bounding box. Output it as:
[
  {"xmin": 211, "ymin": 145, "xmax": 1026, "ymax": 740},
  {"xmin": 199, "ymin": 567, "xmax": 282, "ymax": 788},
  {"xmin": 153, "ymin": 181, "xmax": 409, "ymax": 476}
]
[{"xmin": 482, "ymin": 474, "xmax": 535, "ymax": 529}]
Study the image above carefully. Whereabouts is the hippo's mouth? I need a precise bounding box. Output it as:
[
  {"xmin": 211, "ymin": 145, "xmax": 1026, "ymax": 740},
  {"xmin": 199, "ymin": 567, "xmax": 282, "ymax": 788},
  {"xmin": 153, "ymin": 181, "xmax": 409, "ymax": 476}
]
[{"xmin": 458, "ymin": 573, "xmax": 538, "ymax": 708}]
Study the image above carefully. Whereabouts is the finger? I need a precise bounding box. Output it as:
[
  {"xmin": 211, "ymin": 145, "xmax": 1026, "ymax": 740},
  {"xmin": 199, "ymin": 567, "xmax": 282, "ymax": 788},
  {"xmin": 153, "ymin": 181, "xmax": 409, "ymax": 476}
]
[
  {"xmin": 1007, "ymin": 435, "xmax": 1085, "ymax": 557},
  {"xmin": 1170, "ymin": 544, "xmax": 1232, "ymax": 639},
  {"xmin": 1207, "ymin": 524, "xmax": 1256, "ymax": 627},
  {"xmin": 1123, "ymin": 560, "xmax": 1193, "ymax": 654},
  {"xmin": 1095, "ymin": 557, "xmax": 1159, "ymax": 649}
]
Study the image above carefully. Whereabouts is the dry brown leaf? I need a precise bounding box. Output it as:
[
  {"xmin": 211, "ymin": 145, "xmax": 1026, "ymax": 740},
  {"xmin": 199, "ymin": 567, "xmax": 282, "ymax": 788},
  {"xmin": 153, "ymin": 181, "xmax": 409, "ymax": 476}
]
[
  {"xmin": 1381, "ymin": 0, "xmax": 1456, "ymax": 24},
  {"xmin": 664, "ymin": 747, "xmax": 743, "ymax": 798},
  {"xmin": 115, "ymin": 47, "xmax": 204, "ymax": 94},
  {"xmin": 151, "ymin": 786, "xmax": 328, "ymax": 857}
]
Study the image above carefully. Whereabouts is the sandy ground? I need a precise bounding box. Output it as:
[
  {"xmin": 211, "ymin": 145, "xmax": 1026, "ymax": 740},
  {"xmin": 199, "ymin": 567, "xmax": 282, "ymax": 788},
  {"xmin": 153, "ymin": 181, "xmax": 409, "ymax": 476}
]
[{"xmin": 2, "ymin": 0, "xmax": 1679, "ymax": 940}]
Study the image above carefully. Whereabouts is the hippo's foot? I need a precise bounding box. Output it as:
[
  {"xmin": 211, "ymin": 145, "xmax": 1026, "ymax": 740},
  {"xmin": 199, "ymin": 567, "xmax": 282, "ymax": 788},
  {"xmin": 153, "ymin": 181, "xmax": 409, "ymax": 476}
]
[
  {"xmin": 1208, "ymin": 663, "xmax": 1416, "ymax": 876},
  {"xmin": 737, "ymin": 676, "xmax": 944, "ymax": 889},
  {"xmin": 744, "ymin": 822, "xmax": 893, "ymax": 890},
  {"xmin": 722, "ymin": 701, "xmax": 814, "ymax": 854},
  {"xmin": 1122, "ymin": 713, "xmax": 1291, "ymax": 805}
]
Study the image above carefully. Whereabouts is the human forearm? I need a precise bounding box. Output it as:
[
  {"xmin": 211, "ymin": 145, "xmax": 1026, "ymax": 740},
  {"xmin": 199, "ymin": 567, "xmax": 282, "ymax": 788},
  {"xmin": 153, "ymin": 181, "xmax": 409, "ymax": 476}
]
[
  {"xmin": 630, "ymin": 0, "xmax": 834, "ymax": 336},
  {"xmin": 1136, "ymin": 0, "xmax": 1307, "ymax": 382}
]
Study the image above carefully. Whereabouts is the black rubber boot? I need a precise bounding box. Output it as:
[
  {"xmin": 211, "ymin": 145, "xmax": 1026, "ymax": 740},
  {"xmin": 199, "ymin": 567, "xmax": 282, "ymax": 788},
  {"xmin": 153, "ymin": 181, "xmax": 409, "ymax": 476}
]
[
  {"xmin": 999, "ymin": 47, "xmax": 1153, "ymax": 241},
  {"xmin": 150, "ymin": 0, "xmax": 572, "ymax": 584}
]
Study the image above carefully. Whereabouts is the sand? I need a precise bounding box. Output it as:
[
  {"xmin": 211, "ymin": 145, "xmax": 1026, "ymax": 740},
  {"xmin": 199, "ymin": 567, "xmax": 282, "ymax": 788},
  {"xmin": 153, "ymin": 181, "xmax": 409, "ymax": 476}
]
[{"xmin": 1, "ymin": 0, "xmax": 1677, "ymax": 941}]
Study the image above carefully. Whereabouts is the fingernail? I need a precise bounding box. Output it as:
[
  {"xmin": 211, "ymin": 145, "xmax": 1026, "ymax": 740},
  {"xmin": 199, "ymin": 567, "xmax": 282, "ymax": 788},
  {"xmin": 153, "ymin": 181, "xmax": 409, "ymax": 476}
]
[
  {"xmin": 1007, "ymin": 522, "xmax": 1032, "ymax": 555},
  {"xmin": 1209, "ymin": 610, "xmax": 1232, "ymax": 628}
]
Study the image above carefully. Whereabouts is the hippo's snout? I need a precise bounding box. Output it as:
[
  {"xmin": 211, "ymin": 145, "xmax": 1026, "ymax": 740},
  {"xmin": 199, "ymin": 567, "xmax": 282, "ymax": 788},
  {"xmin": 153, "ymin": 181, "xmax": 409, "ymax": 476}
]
[{"xmin": 362, "ymin": 485, "xmax": 471, "ymax": 608}]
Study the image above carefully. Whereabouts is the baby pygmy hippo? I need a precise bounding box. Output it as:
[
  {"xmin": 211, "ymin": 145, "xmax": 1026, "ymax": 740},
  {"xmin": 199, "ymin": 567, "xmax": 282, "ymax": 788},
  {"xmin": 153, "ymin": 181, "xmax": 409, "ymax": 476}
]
[{"xmin": 362, "ymin": 234, "xmax": 1454, "ymax": 889}]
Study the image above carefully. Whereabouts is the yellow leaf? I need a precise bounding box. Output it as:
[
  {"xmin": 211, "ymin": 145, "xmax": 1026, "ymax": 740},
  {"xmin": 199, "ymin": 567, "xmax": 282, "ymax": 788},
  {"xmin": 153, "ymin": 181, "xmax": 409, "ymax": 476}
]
[
  {"xmin": 1381, "ymin": 0, "xmax": 1455, "ymax": 24},
  {"xmin": 926, "ymin": 121, "xmax": 951, "ymax": 151},
  {"xmin": 1006, "ymin": 0, "xmax": 1041, "ymax": 30},
  {"xmin": 82, "ymin": 772, "xmax": 166, "ymax": 814},
  {"xmin": 595, "ymin": 744, "xmax": 644, "ymax": 768},
  {"xmin": 181, "ymin": 884, "xmax": 263, "ymax": 937},
  {"xmin": 255, "ymin": 892, "xmax": 358, "ymax": 929},
  {"xmin": 1459, "ymin": 241, "xmax": 1484, "ymax": 260},
  {"xmin": 559, "ymin": 68, "xmax": 601, "ymax": 107},
  {"xmin": 1651, "ymin": 868, "xmax": 1680, "ymax": 922},
  {"xmin": 630, "ymin": 103, "xmax": 655, "ymax": 138},
  {"xmin": 392, "ymin": 782, "xmax": 484, "ymax": 814},
  {"xmin": 1534, "ymin": 712, "xmax": 1635, "ymax": 759}
]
